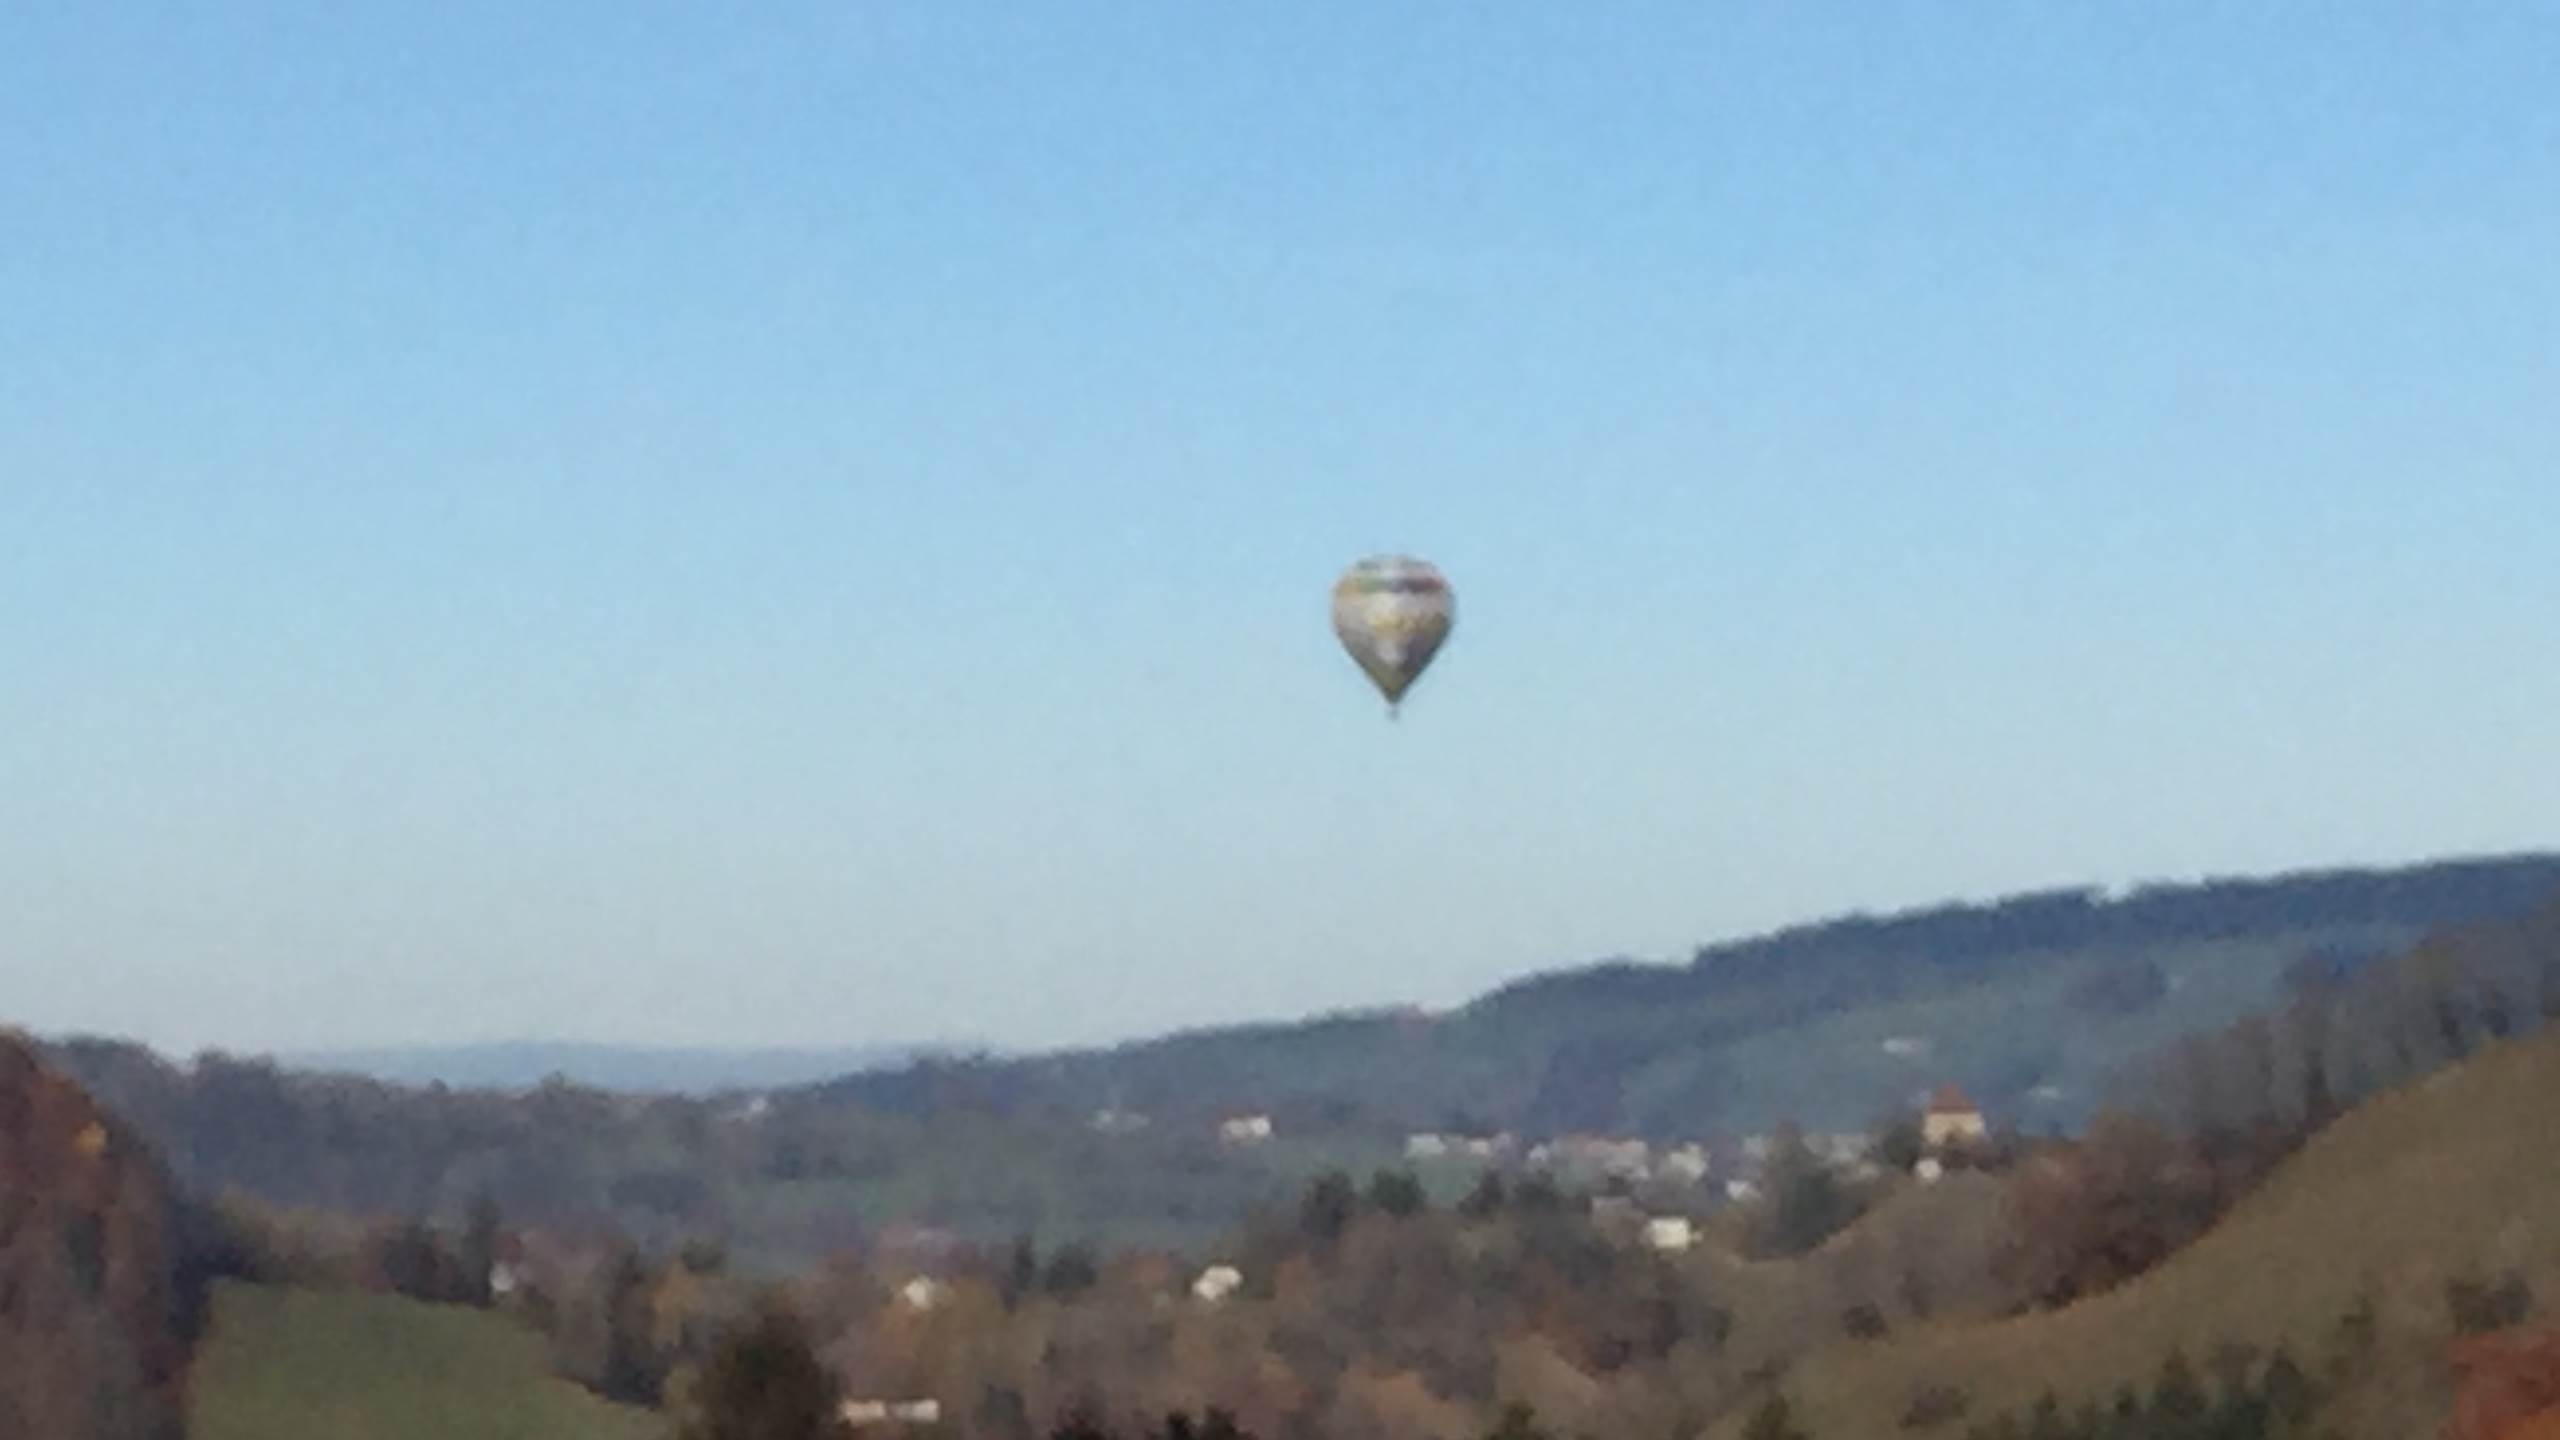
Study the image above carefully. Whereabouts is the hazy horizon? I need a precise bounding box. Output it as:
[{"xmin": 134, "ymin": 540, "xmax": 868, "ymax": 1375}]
[{"xmin": 8, "ymin": 6, "xmax": 2558, "ymax": 1060}]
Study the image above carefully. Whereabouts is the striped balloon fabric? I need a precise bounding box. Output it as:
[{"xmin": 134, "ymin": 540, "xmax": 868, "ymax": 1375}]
[{"xmin": 1331, "ymin": 555, "xmax": 1455, "ymax": 715}]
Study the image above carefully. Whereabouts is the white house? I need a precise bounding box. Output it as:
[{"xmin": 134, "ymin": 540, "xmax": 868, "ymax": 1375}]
[
  {"xmin": 899, "ymin": 1277, "xmax": 951, "ymax": 1312},
  {"xmin": 1881, "ymin": 1036, "xmax": 1932, "ymax": 1059},
  {"xmin": 841, "ymin": 1399, "xmax": 943, "ymax": 1427},
  {"xmin": 1724, "ymin": 1179, "xmax": 1763, "ymax": 1204},
  {"xmin": 1404, "ymin": 1133, "xmax": 1451, "ymax": 1160},
  {"xmin": 1192, "ymin": 1265, "xmax": 1244, "ymax": 1303},
  {"xmin": 1546, "ymin": 1135, "xmax": 1652, "ymax": 1180},
  {"xmin": 1218, "ymin": 1115, "xmax": 1274, "ymax": 1145},
  {"xmin": 1660, "ymin": 1144, "xmax": 1711, "ymax": 1183},
  {"xmin": 1642, "ymin": 1216, "xmax": 1696, "ymax": 1253},
  {"xmin": 1914, "ymin": 1156, "xmax": 1946, "ymax": 1185}
]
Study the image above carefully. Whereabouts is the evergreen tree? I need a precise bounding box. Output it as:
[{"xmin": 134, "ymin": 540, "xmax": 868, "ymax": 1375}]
[
  {"xmin": 1366, "ymin": 1169, "xmax": 1427, "ymax": 1218},
  {"xmin": 1298, "ymin": 1171, "xmax": 1357, "ymax": 1247},
  {"xmin": 2024, "ymin": 1391, "xmax": 2071, "ymax": 1440},
  {"xmin": 2150, "ymin": 1350, "xmax": 2209, "ymax": 1436},
  {"xmin": 1001, "ymin": 1235, "xmax": 1039, "ymax": 1311},
  {"xmin": 1741, "ymin": 1392, "xmax": 1809, "ymax": 1440},
  {"xmin": 1049, "ymin": 1405, "xmax": 1115, "ymax": 1440},
  {"xmin": 2326, "ymin": 1290, "xmax": 2377, "ymax": 1384},
  {"xmin": 2261, "ymin": 1346, "xmax": 2316, "ymax": 1429},
  {"xmin": 676, "ymin": 1298, "xmax": 839, "ymax": 1440},
  {"xmin": 1875, "ymin": 1110, "xmax": 1926, "ymax": 1173},
  {"xmin": 1759, "ymin": 1125, "xmax": 1856, "ymax": 1257},
  {"xmin": 600, "ymin": 1245, "xmax": 666, "ymax": 1406},
  {"xmin": 457, "ymin": 1192, "xmax": 503, "ymax": 1308},
  {"xmin": 1042, "ymin": 1243, "xmax": 1099, "ymax": 1298}
]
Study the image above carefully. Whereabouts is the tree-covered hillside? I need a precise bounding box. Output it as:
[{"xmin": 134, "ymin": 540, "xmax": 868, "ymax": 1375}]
[
  {"xmin": 37, "ymin": 854, "xmax": 2560, "ymax": 1264},
  {"xmin": 813, "ymin": 853, "xmax": 2560, "ymax": 1135}
]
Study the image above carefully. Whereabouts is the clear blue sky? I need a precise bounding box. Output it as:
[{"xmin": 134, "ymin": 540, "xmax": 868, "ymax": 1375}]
[{"xmin": 6, "ymin": 5, "xmax": 2557, "ymax": 1059}]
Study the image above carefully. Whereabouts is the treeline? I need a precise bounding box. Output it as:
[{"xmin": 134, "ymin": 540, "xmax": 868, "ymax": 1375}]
[
  {"xmin": 1953, "ymin": 1345, "xmax": 2330, "ymax": 1440},
  {"xmin": 2137, "ymin": 895, "xmax": 2560, "ymax": 1137},
  {"xmin": 1494, "ymin": 853, "xmax": 2560, "ymax": 1007},
  {"xmin": 1952, "ymin": 1263, "xmax": 2544, "ymax": 1440},
  {"xmin": 38, "ymin": 1032, "xmax": 1354, "ymax": 1265},
  {"xmin": 41, "ymin": 1039, "xmax": 718, "ymax": 1234}
]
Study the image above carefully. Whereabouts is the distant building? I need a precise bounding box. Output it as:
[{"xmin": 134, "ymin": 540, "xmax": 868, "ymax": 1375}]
[
  {"xmin": 874, "ymin": 1223, "xmax": 968, "ymax": 1272},
  {"xmin": 1091, "ymin": 1108, "xmax": 1150, "ymax": 1135},
  {"xmin": 1660, "ymin": 1144, "xmax": 1711, "ymax": 1183},
  {"xmin": 1914, "ymin": 1157, "xmax": 1946, "ymax": 1185},
  {"xmin": 899, "ymin": 1277, "xmax": 951, "ymax": 1312},
  {"xmin": 842, "ymin": 1399, "xmax": 943, "ymax": 1428},
  {"xmin": 1921, "ymin": 1084, "xmax": 1988, "ymax": 1150},
  {"xmin": 1404, "ymin": 1133, "xmax": 1451, "ymax": 1159},
  {"xmin": 1192, "ymin": 1265, "xmax": 1244, "ymax": 1303},
  {"xmin": 1724, "ymin": 1179, "xmax": 1763, "ymax": 1204},
  {"xmin": 1642, "ymin": 1216, "xmax": 1696, "ymax": 1253},
  {"xmin": 1545, "ymin": 1134, "xmax": 1651, "ymax": 1181},
  {"xmin": 1881, "ymin": 1036, "xmax": 1932, "ymax": 1059},
  {"xmin": 1810, "ymin": 1132, "xmax": 1871, "ymax": 1166},
  {"xmin": 1218, "ymin": 1115, "xmax": 1273, "ymax": 1146}
]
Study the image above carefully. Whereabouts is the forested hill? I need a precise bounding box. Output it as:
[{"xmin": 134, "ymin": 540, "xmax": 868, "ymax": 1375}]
[
  {"xmin": 806, "ymin": 853, "xmax": 2560, "ymax": 1136},
  {"xmin": 29, "ymin": 853, "xmax": 2560, "ymax": 1265}
]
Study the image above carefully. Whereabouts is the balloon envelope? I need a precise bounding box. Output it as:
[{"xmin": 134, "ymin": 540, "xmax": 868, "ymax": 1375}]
[{"xmin": 1331, "ymin": 555, "xmax": 1454, "ymax": 711}]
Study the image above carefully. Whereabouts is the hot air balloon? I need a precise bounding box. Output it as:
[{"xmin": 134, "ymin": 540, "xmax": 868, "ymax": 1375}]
[{"xmin": 1331, "ymin": 555, "xmax": 1454, "ymax": 717}]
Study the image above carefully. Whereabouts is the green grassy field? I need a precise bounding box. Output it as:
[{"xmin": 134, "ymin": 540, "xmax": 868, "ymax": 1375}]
[{"xmin": 190, "ymin": 1282, "xmax": 666, "ymax": 1440}]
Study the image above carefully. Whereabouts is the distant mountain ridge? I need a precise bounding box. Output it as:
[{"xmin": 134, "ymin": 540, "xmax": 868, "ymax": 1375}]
[{"xmin": 281, "ymin": 1039, "xmax": 961, "ymax": 1094}]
